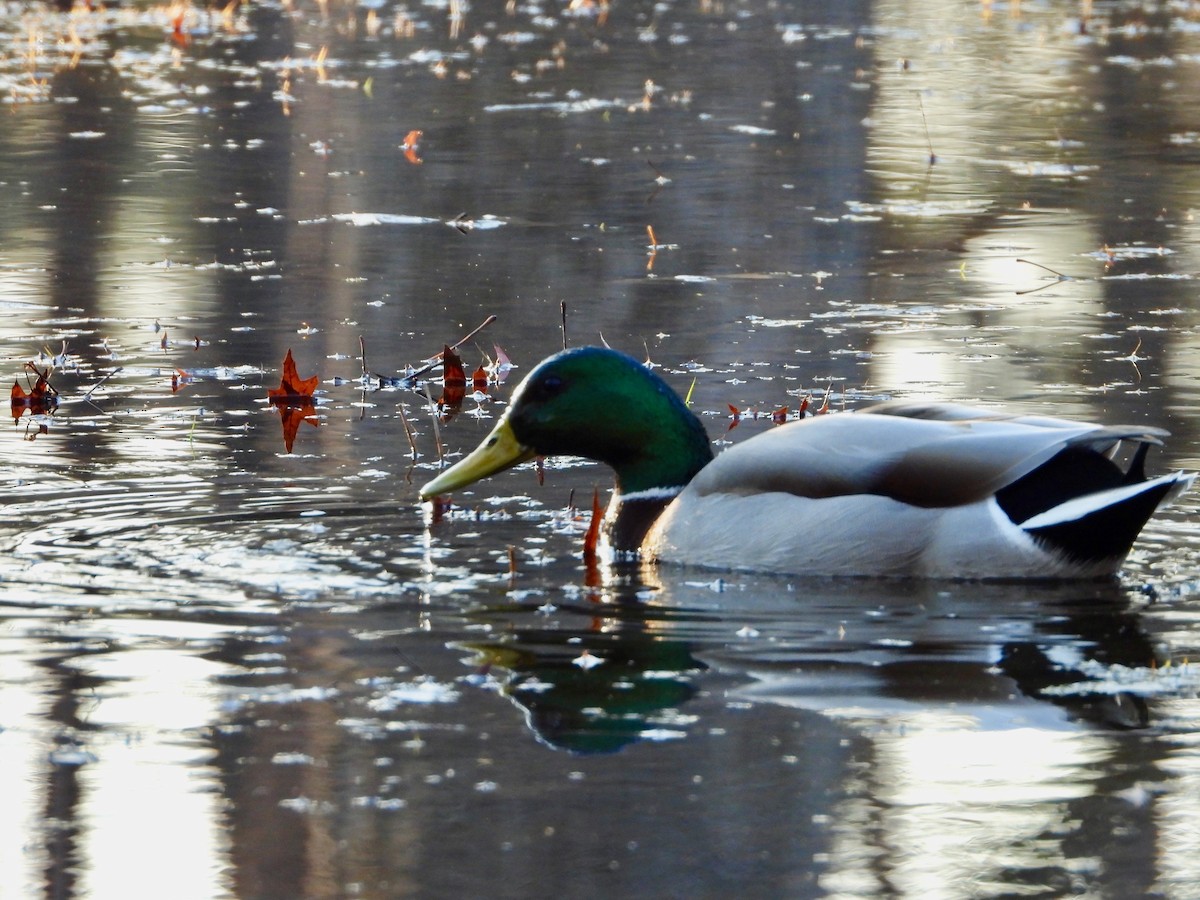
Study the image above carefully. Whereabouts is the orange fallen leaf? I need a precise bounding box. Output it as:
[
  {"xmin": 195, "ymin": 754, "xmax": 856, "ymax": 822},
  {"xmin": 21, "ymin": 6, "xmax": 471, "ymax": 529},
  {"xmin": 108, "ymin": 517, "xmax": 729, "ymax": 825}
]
[
  {"xmin": 268, "ymin": 349, "xmax": 319, "ymax": 404},
  {"xmin": 442, "ymin": 345, "xmax": 466, "ymax": 388},
  {"xmin": 771, "ymin": 406, "xmax": 788, "ymax": 424},
  {"xmin": 402, "ymin": 129, "xmax": 423, "ymax": 165},
  {"xmin": 471, "ymin": 365, "xmax": 489, "ymax": 393},
  {"xmin": 11, "ymin": 364, "xmax": 58, "ymax": 418},
  {"xmin": 439, "ymin": 345, "xmax": 466, "ymax": 415},
  {"xmin": 171, "ymin": 10, "xmax": 189, "ymax": 45}
]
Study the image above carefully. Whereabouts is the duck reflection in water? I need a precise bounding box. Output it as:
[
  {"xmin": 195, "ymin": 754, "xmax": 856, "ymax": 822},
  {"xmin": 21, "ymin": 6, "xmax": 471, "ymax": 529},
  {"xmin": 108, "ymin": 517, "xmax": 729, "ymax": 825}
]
[{"xmin": 457, "ymin": 571, "xmax": 1171, "ymax": 754}]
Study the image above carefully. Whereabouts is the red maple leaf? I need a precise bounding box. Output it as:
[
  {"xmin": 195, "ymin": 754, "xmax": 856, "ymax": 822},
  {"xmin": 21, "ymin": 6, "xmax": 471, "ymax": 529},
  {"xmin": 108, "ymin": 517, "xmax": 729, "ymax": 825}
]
[
  {"xmin": 268, "ymin": 349, "xmax": 319, "ymax": 405},
  {"xmin": 442, "ymin": 345, "xmax": 466, "ymax": 388},
  {"xmin": 11, "ymin": 364, "xmax": 58, "ymax": 418},
  {"xmin": 439, "ymin": 345, "xmax": 466, "ymax": 414}
]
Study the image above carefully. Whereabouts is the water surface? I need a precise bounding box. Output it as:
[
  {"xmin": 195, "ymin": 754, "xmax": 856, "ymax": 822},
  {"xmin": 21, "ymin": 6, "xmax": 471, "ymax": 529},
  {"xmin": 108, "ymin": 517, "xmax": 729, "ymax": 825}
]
[{"xmin": 4, "ymin": 0, "xmax": 1200, "ymax": 896}]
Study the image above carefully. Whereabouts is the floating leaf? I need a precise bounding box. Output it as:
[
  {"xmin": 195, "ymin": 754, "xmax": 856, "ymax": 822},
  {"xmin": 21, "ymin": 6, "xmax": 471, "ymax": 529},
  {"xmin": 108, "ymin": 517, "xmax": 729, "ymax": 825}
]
[
  {"xmin": 171, "ymin": 10, "xmax": 189, "ymax": 46},
  {"xmin": 402, "ymin": 129, "xmax": 423, "ymax": 165},
  {"xmin": 268, "ymin": 349, "xmax": 319, "ymax": 405},
  {"xmin": 11, "ymin": 364, "xmax": 59, "ymax": 419},
  {"xmin": 440, "ymin": 345, "xmax": 466, "ymax": 415},
  {"xmin": 471, "ymin": 365, "xmax": 489, "ymax": 393},
  {"xmin": 442, "ymin": 346, "xmax": 466, "ymax": 388}
]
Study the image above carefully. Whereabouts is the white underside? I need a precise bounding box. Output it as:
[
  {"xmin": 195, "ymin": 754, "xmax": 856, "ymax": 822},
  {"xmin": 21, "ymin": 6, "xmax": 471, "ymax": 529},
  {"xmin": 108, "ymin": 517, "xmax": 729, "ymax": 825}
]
[{"xmin": 641, "ymin": 491, "xmax": 1125, "ymax": 579}]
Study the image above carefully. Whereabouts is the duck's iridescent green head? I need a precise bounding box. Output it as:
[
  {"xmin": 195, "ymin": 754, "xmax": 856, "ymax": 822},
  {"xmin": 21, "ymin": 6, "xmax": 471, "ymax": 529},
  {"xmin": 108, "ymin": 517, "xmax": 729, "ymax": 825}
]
[{"xmin": 420, "ymin": 346, "xmax": 713, "ymax": 499}]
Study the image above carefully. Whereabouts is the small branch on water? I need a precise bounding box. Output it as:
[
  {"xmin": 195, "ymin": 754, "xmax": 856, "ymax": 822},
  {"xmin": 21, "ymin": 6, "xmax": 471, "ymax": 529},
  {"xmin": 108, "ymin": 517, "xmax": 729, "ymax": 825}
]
[
  {"xmin": 449, "ymin": 314, "xmax": 498, "ymax": 353},
  {"xmin": 1016, "ymin": 258, "xmax": 1070, "ymax": 279},
  {"xmin": 916, "ymin": 91, "xmax": 936, "ymax": 166},
  {"xmin": 398, "ymin": 404, "xmax": 418, "ymax": 459},
  {"xmin": 1015, "ymin": 258, "xmax": 1075, "ymax": 295},
  {"xmin": 561, "ymin": 301, "xmax": 568, "ymax": 350},
  {"xmin": 427, "ymin": 395, "xmax": 444, "ymax": 463},
  {"xmin": 82, "ymin": 367, "xmax": 123, "ymax": 404}
]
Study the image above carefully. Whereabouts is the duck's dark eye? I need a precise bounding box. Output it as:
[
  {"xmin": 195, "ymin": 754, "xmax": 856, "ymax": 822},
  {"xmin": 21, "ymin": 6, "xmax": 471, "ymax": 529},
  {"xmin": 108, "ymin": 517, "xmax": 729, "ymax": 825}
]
[{"xmin": 529, "ymin": 374, "xmax": 566, "ymax": 401}]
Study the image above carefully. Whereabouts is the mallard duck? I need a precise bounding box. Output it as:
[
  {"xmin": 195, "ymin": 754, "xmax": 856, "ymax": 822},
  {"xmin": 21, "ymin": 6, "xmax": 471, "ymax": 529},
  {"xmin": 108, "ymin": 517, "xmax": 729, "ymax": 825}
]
[{"xmin": 420, "ymin": 346, "xmax": 1193, "ymax": 578}]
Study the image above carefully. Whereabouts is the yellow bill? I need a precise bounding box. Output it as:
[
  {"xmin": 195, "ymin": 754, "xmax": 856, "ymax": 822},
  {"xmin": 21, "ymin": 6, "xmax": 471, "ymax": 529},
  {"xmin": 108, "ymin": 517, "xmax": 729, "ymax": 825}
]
[{"xmin": 420, "ymin": 417, "xmax": 536, "ymax": 499}]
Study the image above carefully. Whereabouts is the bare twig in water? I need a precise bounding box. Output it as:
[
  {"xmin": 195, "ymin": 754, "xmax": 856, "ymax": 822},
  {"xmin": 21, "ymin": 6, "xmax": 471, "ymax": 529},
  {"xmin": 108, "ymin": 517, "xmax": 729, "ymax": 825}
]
[
  {"xmin": 82, "ymin": 367, "xmax": 123, "ymax": 403},
  {"xmin": 1016, "ymin": 258, "xmax": 1070, "ymax": 279},
  {"xmin": 1117, "ymin": 338, "xmax": 1145, "ymax": 382},
  {"xmin": 398, "ymin": 404, "xmax": 418, "ymax": 458},
  {"xmin": 561, "ymin": 301, "xmax": 568, "ymax": 350},
  {"xmin": 1015, "ymin": 258, "xmax": 1075, "ymax": 295},
  {"xmin": 447, "ymin": 314, "xmax": 498, "ymax": 354},
  {"xmin": 427, "ymin": 395, "xmax": 444, "ymax": 462},
  {"xmin": 916, "ymin": 91, "xmax": 936, "ymax": 166}
]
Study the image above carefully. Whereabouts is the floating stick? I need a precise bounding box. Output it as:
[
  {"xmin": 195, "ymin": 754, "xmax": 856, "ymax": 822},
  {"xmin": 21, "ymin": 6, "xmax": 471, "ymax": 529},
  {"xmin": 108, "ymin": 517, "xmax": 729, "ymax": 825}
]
[
  {"xmin": 398, "ymin": 404, "xmax": 418, "ymax": 458},
  {"xmin": 916, "ymin": 92, "xmax": 936, "ymax": 166}
]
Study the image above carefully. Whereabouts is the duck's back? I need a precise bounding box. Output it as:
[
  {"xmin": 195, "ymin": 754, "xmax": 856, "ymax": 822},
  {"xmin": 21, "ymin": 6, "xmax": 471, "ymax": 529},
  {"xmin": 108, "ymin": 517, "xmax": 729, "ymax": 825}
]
[{"xmin": 642, "ymin": 405, "xmax": 1189, "ymax": 578}]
